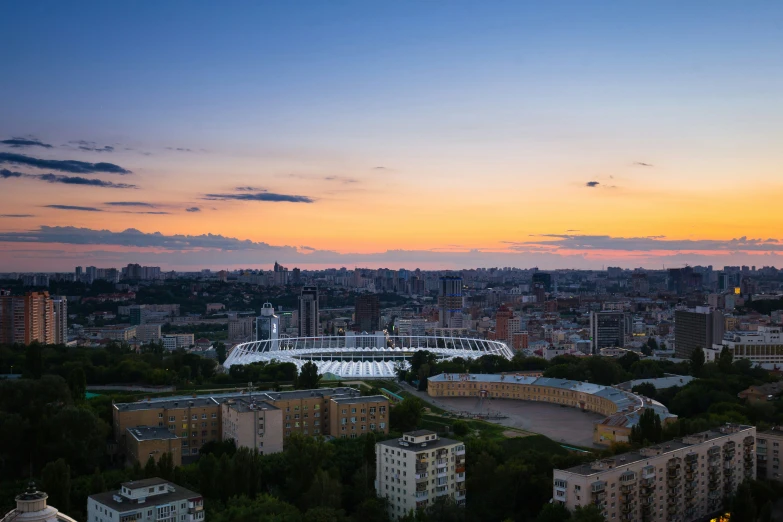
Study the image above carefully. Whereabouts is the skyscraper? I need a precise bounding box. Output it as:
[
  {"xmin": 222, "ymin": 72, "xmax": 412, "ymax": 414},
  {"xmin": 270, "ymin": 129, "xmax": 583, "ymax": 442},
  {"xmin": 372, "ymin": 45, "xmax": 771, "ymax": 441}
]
[
  {"xmin": 51, "ymin": 296, "xmax": 67, "ymax": 345},
  {"xmin": 438, "ymin": 275, "xmax": 463, "ymax": 328},
  {"xmin": 256, "ymin": 302, "xmax": 280, "ymax": 350},
  {"xmin": 674, "ymin": 307, "xmax": 724, "ymax": 358},
  {"xmin": 0, "ymin": 292, "xmax": 55, "ymax": 345},
  {"xmin": 589, "ymin": 311, "xmax": 629, "ymax": 353},
  {"xmin": 355, "ymin": 294, "xmax": 380, "ymax": 332},
  {"xmin": 532, "ymin": 272, "xmax": 553, "ymax": 292},
  {"xmin": 298, "ymin": 286, "xmax": 319, "ymax": 337}
]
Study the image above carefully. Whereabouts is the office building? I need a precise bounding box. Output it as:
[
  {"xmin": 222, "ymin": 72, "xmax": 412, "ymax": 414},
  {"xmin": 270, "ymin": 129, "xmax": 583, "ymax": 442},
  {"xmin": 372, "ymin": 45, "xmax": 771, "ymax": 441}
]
[
  {"xmin": 83, "ymin": 325, "xmax": 138, "ymax": 342},
  {"xmin": 355, "ymin": 294, "xmax": 381, "ymax": 332},
  {"xmin": 532, "ymin": 272, "xmax": 552, "ymax": 292},
  {"xmin": 396, "ymin": 318, "xmax": 426, "ymax": 337},
  {"xmin": 438, "ymin": 275, "xmax": 463, "ymax": 328},
  {"xmin": 756, "ymin": 426, "xmax": 783, "ymax": 482},
  {"xmin": 221, "ymin": 398, "xmax": 283, "ymax": 455},
  {"xmin": 126, "ymin": 426, "xmax": 182, "ymax": 467},
  {"xmin": 51, "ymin": 296, "xmax": 67, "ymax": 345},
  {"xmin": 589, "ymin": 311, "xmax": 629, "ymax": 354},
  {"xmin": 1, "ymin": 483, "xmax": 78, "ymax": 522},
  {"xmin": 75, "ymin": 266, "xmax": 83, "ymax": 279},
  {"xmin": 228, "ymin": 316, "xmax": 253, "ymax": 341},
  {"xmin": 674, "ymin": 307, "xmax": 724, "ymax": 359},
  {"xmin": 135, "ymin": 324, "xmax": 162, "ymax": 344},
  {"xmin": 88, "ymin": 479, "xmax": 204, "ymax": 522},
  {"xmin": 0, "ymin": 291, "xmax": 55, "ymax": 345},
  {"xmin": 375, "ymin": 430, "xmax": 466, "ymax": 520},
  {"xmin": 721, "ymin": 326, "xmax": 783, "ymax": 366},
  {"xmin": 553, "ymin": 424, "xmax": 756, "ymax": 522},
  {"xmin": 494, "ymin": 305, "xmax": 513, "ymax": 343},
  {"xmin": 256, "ymin": 302, "xmax": 279, "ymax": 349},
  {"xmin": 129, "ymin": 304, "xmax": 144, "ymax": 325},
  {"xmin": 298, "ymin": 286, "xmax": 319, "ymax": 337},
  {"xmin": 161, "ymin": 334, "xmax": 194, "ymax": 351}
]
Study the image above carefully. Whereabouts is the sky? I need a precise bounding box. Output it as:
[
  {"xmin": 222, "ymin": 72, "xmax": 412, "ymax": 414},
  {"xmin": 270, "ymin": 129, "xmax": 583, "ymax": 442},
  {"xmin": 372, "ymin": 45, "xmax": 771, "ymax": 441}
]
[{"xmin": 1, "ymin": 1, "xmax": 782, "ymax": 271}]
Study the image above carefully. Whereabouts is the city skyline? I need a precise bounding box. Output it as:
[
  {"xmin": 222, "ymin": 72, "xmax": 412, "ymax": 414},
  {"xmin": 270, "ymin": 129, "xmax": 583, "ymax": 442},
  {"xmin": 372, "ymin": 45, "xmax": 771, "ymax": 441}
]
[{"xmin": 2, "ymin": 2, "xmax": 782, "ymax": 271}]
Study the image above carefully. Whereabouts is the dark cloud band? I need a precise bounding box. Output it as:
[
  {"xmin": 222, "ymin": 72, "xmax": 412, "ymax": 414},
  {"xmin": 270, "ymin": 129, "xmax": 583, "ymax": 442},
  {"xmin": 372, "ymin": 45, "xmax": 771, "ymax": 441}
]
[
  {"xmin": 204, "ymin": 192, "xmax": 314, "ymax": 203},
  {"xmin": 0, "ymin": 152, "xmax": 131, "ymax": 174}
]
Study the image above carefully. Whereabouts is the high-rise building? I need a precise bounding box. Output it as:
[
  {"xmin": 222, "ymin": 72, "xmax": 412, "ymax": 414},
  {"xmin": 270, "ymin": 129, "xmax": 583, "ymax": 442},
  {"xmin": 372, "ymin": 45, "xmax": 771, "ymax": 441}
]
[
  {"xmin": 0, "ymin": 292, "xmax": 55, "ymax": 345},
  {"xmin": 756, "ymin": 426, "xmax": 783, "ymax": 482},
  {"xmin": 396, "ymin": 318, "xmax": 426, "ymax": 337},
  {"xmin": 51, "ymin": 296, "xmax": 67, "ymax": 345},
  {"xmin": 273, "ymin": 261, "xmax": 289, "ymax": 286},
  {"xmin": 88, "ymin": 479, "xmax": 204, "ymax": 522},
  {"xmin": 355, "ymin": 294, "xmax": 380, "ymax": 332},
  {"xmin": 438, "ymin": 275, "xmax": 463, "ymax": 328},
  {"xmin": 494, "ymin": 305, "xmax": 513, "ymax": 343},
  {"xmin": 375, "ymin": 430, "xmax": 466, "ymax": 519},
  {"xmin": 256, "ymin": 302, "xmax": 280, "ymax": 349},
  {"xmin": 674, "ymin": 307, "xmax": 724, "ymax": 359},
  {"xmin": 129, "ymin": 304, "xmax": 144, "ymax": 326},
  {"xmin": 228, "ymin": 316, "xmax": 253, "ymax": 341},
  {"xmin": 532, "ymin": 272, "xmax": 552, "ymax": 292},
  {"xmin": 589, "ymin": 311, "xmax": 629, "ymax": 353},
  {"xmin": 85, "ymin": 266, "xmax": 97, "ymax": 283},
  {"xmin": 553, "ymin": 424, "xmax": 755, "ymax": 522},
  {"xmin": 298, "ymin": 286, "xmax": 319, "ymax": 337},
  {"xmin": 75, "ymin": 266, "xmax": 83, "ymax": 279}
]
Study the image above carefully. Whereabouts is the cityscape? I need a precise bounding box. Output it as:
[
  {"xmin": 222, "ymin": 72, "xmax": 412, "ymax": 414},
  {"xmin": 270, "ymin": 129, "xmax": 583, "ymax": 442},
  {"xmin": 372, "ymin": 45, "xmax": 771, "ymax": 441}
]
[{"xmin": 2, "ymin": 2, "xmax": 783, "ymax": 522}]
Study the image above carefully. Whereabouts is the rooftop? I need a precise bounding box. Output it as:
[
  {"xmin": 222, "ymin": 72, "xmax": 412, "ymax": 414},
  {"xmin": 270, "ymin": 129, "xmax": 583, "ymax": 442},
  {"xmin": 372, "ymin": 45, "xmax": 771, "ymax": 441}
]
[
  {"xmin": 225, "ymin": 399, "xmax": 278, "ymax": 413},
  {"xmin": 331, "ymin": 394, "xmax": 389, "ymax": 404},
  {"xmin": 377, "ymin": 435, "xmax": 460, "ymax": 452},
  {"xmin": 560, "ymin": 425, "xmax": 755, "ymax": 477},
  {"xmin": 91, "ymin": 480, "xmax": 199, "ymax": 513},
  {"xmin": 127, "ymin": 426, "xmax": 178, "ymax": 441}
]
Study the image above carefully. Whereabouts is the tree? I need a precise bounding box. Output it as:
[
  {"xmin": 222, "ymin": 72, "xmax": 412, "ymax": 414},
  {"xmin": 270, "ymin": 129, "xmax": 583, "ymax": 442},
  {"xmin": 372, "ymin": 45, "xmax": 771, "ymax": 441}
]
[
  {"xmin": 718, "ymin": 346, "xmax": 734, "ymax": 373},
  {"xmin": 630, "ymin": 408, "xmax": 662, "ymax": 446},
  {"xmin": 157, "ymin": 452, "xmax": 174, "ymax": 481},
  {"xmin": 25, "ymin": 342, "xmax": 43, "ymax": 379},
  {"xmin": 390, "ymin": 397, "xmax": 423, "ymax": 432},
  {"xmin": 631, "ymin": 382, "xmax": 656, "ymax": 399},
  {"xmin": 90, "ymin": 466, "xmax": 106, "ymax": 494},
  {"xmin": 67, "ymin": 367, "xmax": 87, "ymax": 404},
  {"xmin": 297, "ymin": 361, "xmax": 322, "ymax": 390},
  {"xmin": 303, "ymin": 468, "xmax": 343, "ymax": 510},
  {"xmin": 215, "ymin": 342, "xmax": 227, "ymax": 365},
  {"xmin": 144, "ymin": 455, "xmax": 157, "ymax": 478},
  {"xmin": 417, "ymin": 363, "xmax": 431, "ymax": 391},
  {"xmin": 43, "ymin": 406, "xmax": 110, "ymax": 475},
  {"xmin": 536, "ymin": 503, "xmax": 572, "ymax": 522},
  {"xmin": 41, "ymin": 458, "xmax": 71, "ymax": 513},
  {"xmin": 690, "ymin": 347, "xmax": 705, "ymax": 377},
  {"xmin": 452, "ymin": 420, "xmax": 469, "ymax": 436},
  {"xmin": 572, "ymin": 504, "xmax": 605, "ymax": 522},
  {"xmin": 729, "ymin": 481, "xmax": 757, "ymax": 522}
]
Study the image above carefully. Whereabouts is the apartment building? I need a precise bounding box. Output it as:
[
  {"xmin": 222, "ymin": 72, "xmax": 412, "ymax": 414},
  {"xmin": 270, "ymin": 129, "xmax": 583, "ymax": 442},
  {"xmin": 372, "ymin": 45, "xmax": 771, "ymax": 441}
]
[
  {"xmin": 0, "ymin": 291, "xmax": 56, "ymax": 345},
  {"xmin": 126, "ymin": 426, "xmax": 182, "ymax": 467},
  {"xmin": 553, "ymin": 424, "xmax": 756, "ymax": 522},
  {"xmin": 330, "ymin": 395, "xmax": 389, "ymax": 438},
  {"xmin": 376, "ymin": 430, "xmax": 466, "ymax": 520},
  {"xmin": 221, "ymin": 398, "xmax": 283, "ymax": 455},
  {"xmin": 88, "ymin": 478, "xmax": 204, "ymax": 522},
  {"xmin": 162, "ymin": 333, "xmax": 195, "ymax": 350},
  {"xmin": 113, "ymin": 388, "xmax": 390, "ymax": 457},
  {"xmin": 756, "ymin": 426, "xmax": 783, "ymax": 482}
]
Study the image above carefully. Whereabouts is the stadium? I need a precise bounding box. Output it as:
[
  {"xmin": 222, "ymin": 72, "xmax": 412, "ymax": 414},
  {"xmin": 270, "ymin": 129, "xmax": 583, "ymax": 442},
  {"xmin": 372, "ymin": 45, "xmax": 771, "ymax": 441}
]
[{"xmin": 222, "ymin": 334, "xmax": 514, "ymax": 378}]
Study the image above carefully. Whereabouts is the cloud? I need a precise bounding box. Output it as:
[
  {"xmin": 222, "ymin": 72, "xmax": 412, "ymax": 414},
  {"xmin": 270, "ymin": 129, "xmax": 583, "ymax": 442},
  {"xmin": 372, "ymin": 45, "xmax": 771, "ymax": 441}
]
[
  {"xmin": 0, "ymin": 152, "xmax": 131, "ymax": 174},
  {"xmin": 0, "ymin": 170, "xmax": 136, "ymax": 188},
  {"xmin": 35, "ymin": 174, "xmax": 136, "ymax": 189},
  {"xmin": 44, "ymin": 205, "xmax": 103, "ymax": 212},
  {"xmin": 185, "ymin": 207, "xmax": 201, "ymax": 212},
  {"xmin": 634, "ymin": 162, "xmax": 654, "ymax": 167},
  {"xmin": 235, "ymin": 186, "xmax": 265, "ymax": 192},
  {"xmin": 68, "ymin": 140, "xmax": 115, "ymax": 153},
  {"xmin": 105, "ymin": 202, "xmax": 156, "ymax": 207},
  {"xmin": 1, "ymin": 138, "xmax": 53, "ymax": 149},
  {"xmin": 585, "ymin": 181, "xmax": 600, "ymax": 187},
  {"xmin": 120, "ymin": 211, "xmax": 170, "ymax": 215},
  {"xmin": 203, "ymin": 192, "xmax": 314, "ymax": 203},
  {"xmin": 0, "ymin": 214, "xmax": 35, "ymax": 218},
  {"xmin": 324, "ymin": 176, "xmax": 358, "ymax": 184},
  {"xmin": 373, "ymin": 166, "xmax": 387, "ymax": 170},
  {"xmin": 508, "ymin": 234, "xmax": 783, "ymax": 252},
  {"xmin": 166, "ymin": 147, "xmax": 193, "ymax": 152}
]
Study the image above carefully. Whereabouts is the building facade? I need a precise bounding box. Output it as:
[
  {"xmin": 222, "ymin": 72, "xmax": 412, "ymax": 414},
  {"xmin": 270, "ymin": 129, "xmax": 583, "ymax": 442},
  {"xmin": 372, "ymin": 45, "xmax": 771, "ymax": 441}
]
[
  {"xmin": 438, "ymin": 276, "xmax": 463, "ymax": 328},
  {"xmin": 256, "ymin": 302, "xmax": 279, "ymax": 348},
  {"xmin": 355, "ymin": 294, "xmax": 381, "ymax": 332},
  {"xmin": 330, "ymin": 395, "xmax": 389, "ymax": 438},
  {"xmin": 722, "ymin": 326, "xmax": 783, "ymax": 366},
  {"xmin": 88, "ymin": 478, "xmax": 204, "ymax": 522},
  {"xmin": 0, "ymin": 292, "xmax": 56, "ymax": 345},
  {"xmin": 1, "ymin": 483, "xmax": 78, "ymax": 522},
  {"xmin": 756, "ymin": 426, "xmax": 783, "ymax": 482},
  {"xmin": 553, "ymin": 424, "xmax": 756, "ymax": 522},
  {"xmin": 221, "ymin": 398, "xmax": 283, "ymax": 455},
  {"xmin": 376, "ymin": 430, "xmax": 466, "ymax": 520},
  {"xmin": 675, "ymin": 307, "xmax": 724, "ymax": 358},
  {"xmin": 126, "ymin": 426, "xmax": 183, "ymax": 467},
  {"xmin": 298, "ymin": 286, "xmax": 319, "ymax": 337},
  {"xmin": 589, "ymin": 311, "xmax": 629, "ymax": 353}
]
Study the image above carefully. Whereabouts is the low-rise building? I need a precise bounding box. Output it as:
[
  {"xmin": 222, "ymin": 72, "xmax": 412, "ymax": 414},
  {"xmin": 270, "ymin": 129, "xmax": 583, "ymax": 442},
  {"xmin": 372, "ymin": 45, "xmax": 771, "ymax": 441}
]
[
  {"xmin": 553, "ymin": 424, "xmax": 756, "ymax": 522},
  {"xmin": 126, "ymin": 426, "xmax": 182, "ymax": 467},
  {"xmin": 162, "ymin": 333, "xmax": 195, "ymax": 350},
  {"xmin": 82, "ymin": 325, "xmax": 137, "ymax": 341},
  {"xmin": 1, "ymin": 483, "xmax": 78, "ymax": 522},
  {"xmin": 88, "ymin": 478, "xmax": 204, "ymax": 522},
  {"xmin": 738, "ymin": 381, "xmax": 783, "ymax": 404},
  {"xmin": 723, "ymin": 326, "xmax": 783, "ymax": 366},
  {"xmin": 221, "ymin": 398, "xmax": 283, "ymax": 455},
  {"xmin": 375, "ymin": 430, "xmax": 465, "ymax": 520}
]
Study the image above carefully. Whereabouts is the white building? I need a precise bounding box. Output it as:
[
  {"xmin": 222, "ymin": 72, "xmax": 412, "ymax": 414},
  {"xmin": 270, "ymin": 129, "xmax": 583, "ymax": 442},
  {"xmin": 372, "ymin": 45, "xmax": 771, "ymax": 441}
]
[
  {"xmin": 375, "ymin": 430, "xmax": 466, "ymax": 520},
  {"xmin": 553, "ymin": 424, "xmax": 756, "ymax": 522},
  {"xmin": 88, "ymin": 478, "xmax": 204, "ymax": 522},
  {"xmin": 721, "ymin": 326, "xmax": 783, "ymax": 365},
  {"xmin": 162, "ymin": 334, "xmax": 195, "ymax": 351},
  {"xmin": 396, "ymin": 318, "xmax": 426, "ymax": 337}
]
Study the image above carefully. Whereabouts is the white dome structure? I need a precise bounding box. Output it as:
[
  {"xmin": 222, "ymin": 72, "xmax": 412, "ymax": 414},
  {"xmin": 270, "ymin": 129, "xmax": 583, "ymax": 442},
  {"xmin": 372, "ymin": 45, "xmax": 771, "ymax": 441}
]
[{"xmin": 1, "ymin": 483, "xmax": 78, "ymax": 522}]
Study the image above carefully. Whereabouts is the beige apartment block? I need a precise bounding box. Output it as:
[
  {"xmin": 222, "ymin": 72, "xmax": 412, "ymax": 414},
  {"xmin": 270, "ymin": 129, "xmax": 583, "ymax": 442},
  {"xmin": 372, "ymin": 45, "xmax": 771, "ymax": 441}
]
[
  {"xmin": 553, "ymin": 424, "xmax": 756, "ymax": 522},
  {"xmin": 126, "ymin": 426, "xmax": 182, "ymax": 467},
  {"xmin": 329, "ymin": 395, "xmax": 389, "ymax": 438},
  {"xmin": 756, "ymin": 426, "xmax": 783, "ymax": 482},
  {"xmin": 376, "ymin": 430, "xmax": 466, "ymax": 520},
  {"xmin": 221, "ymin": 398, "xmax": 283, "ymax": 455}
]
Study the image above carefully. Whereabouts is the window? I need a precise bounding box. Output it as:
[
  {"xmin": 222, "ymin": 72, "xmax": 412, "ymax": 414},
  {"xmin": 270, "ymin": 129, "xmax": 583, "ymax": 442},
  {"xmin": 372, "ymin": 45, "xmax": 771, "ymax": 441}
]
[
  {"xmin": 202, "ymin": 413, "xmax": 207, "ymax": 419},
  {"xmin": 158, "ymin": 413, "xmax": 163, "ymax": 418},
  {"xmin": 211, "ymin": 413, "xmax": 217, "ymax": 418},
  {"xmin": 169, "ymin": 416, "xmax": 175, "ymax": 422}
]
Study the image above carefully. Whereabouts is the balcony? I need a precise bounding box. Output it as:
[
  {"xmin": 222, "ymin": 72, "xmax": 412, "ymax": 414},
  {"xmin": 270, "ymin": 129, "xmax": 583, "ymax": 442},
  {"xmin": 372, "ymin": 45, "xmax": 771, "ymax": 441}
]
[
  {"xmin": 437, "ymin": 467, "xmax": 448, "ymax": 477},
  {"xmin": 416, "ymin": 491, "xmax": 428, "ymax": 499},
  {"xmin": 455, "ymin": 448, "xmax": 466, "ymax": 456},
  {"xmin": 456, "ymin": 472, "xmax": 465, "ymax": 482},
  {"xmin": 436, "ymin": 458, "xmax": 449, "ymax": 466},
  {"xmin": 455, "ymin": 491, "xmax": 466, "ymax": 501},
  {"xmin": 435, "ymin": 486, "xmax": 449, "ymax": 497},
  {"xmin": 591, "ymin": 481, "xmax": 606, "ymax": 493},
  {"xmin": 593, "ymin": 491, "xmax": 607, "ymax": 501},
  {"xmin": 415, "ymin": 472, "xmax": 428, "ymax": 481},
  {"xmin": 455, "ymin": 466, "xmax": 465, "ymax": 474},
  {"xmin": 187, "ymin": 513, "xmax": 204, "ymax": 522},
  {"xmin": 620, "ymin": 484, "xmax": 635, "ymax": 495}
]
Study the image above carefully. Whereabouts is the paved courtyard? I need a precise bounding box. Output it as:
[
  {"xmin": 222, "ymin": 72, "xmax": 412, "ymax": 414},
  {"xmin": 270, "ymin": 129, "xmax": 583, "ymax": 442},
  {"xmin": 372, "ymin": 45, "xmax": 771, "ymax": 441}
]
[{"xmin": 399, "ymin": 383, "xmax": 604, "ymax": 447}]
